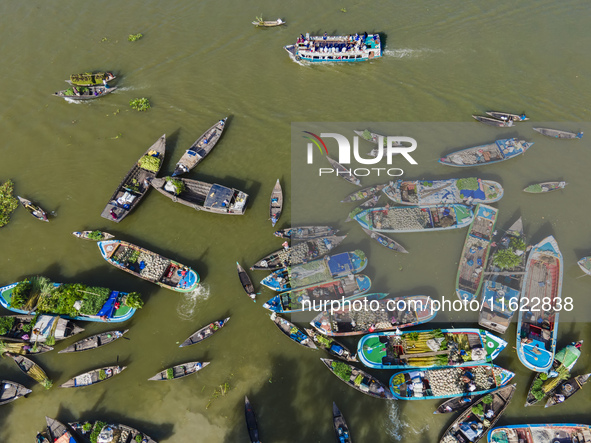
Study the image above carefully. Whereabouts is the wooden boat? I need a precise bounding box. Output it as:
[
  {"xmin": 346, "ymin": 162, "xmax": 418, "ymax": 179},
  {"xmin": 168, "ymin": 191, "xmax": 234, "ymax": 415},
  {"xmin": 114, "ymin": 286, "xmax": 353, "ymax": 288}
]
[
  {"xmin": 439, "ymin": 139, "xmax": 533, "ymax": 167},
  {"xmin": 179, "ymin": 317, "xmax": 230, "ymax": 347},
  {"xmin": 545, "ymin": 373, "xmax": 590, "ymax": 408},
  {"xmin": 304, "ymin": 328, "xmax": 357, "ymax": 362},
  {"xmin": 252, "ymin": 17, "xmax": 285, "ymax": 27},
  {"xmin": 274, "ymin": 226, "xmax": 337, "ymax": 240},
  {"xmin": 100, "ymin": 135, "xmax": 166, "ymax": 222},
  {"xmin": 434, "ymin": 394, "xmax": 481, "ymax": 414},
  {"xmin": 358, "ymin": 328, "xmax": 507, "ymax": 370},
  {"xmin": 244, "ymin": 396, "xmax": 261, "ymax": 443},
  {"xmin": 533, "ymin": 127, "xmax": 583, "ymax": 139},
  {"xmin": 321, "ymin": 358, "xmax": 393, "ymax": 399},
  {"xmin": 516, "ymin": 235, "xmax": 563, "ymax": 372},
  {"xmin": 0, "ymin": 380, "xmax": 31, "ymax": 406},
  {"xmin": 472, "ymin": 115, "xmax": 514, "ymax": 127},
  {"xmin": 70, "ymin": 420, "xmax": 157, "ymax": 443},
  {"xmin": 310, "ymin": 294, "xmax": 436, "ymax": 337},
  {"xmin": 361, "ymin": 227, "xmax": 408, "ymax": 253},
  {"xmin": 148, "ymin": 361, "xmax": 209, "ymax": 380},
  {"xmin": 342, "ymin": 184, "xmax": 387, "ymax": 203},
  {"xmin": 326, "ymin": 156, "xmax": 361, "ymax": 186},
  {"xmin": 269, "ymin": 179, "xmax": 283, "ymax": 226},
  {"xmin": 68, "ymin": 71, "xmax": 116, "ymax": 86},
  {"xmin": 578, "ymin": 257, "xmax": 591, "ymax": 276},
  {"xmin": 488, "ymin": 424, "xmax": 591, "ymax": 443},
  {"xmin": 98, "ymin": 240, "xmax": 200, "ymax": 292},
  {"xmin": 354, "ymin": 205, "xmax": 474, "ymax": 233},
  {"xmin": 0, "ymin": 314, "xmax": 83, "ymax": 344},
  {"xmin": 345, "ymin": 197, "xmax": 383, "ymax": 223},
  {"xmin": 354, "ymin": 129, "xmax": 404, "ymax": 157},
  {"xmin": 0, "ymin": 340, "xmax": 53, "ymax": 355},
  {"xmin": 263, "ymin": 274, "xmax": 371, "ymax": 314},
  {"xmin": 523, "ymin": 181, "xmax": 567, "ymax": 193},
  {"xmin": 150, "ymin": 177, "xmax": 248, "ymax": 215},
  {"xmin": 332, "ymin": 402, "xmax": 352, "ymax": 443},
  {"xmin": 456, "ymin": 204, "xmax": 498, "ymax": 302},
  {"xmin": 285, "ymin": 34, "xmax": 382, "ymax": 63},
  {"xmin": 58, "ymin": 329, "xmax": 129, "ymax": 354},
  {"xmin": 42, "ymin": 417, "xmax": 77, "ymax": 443},
  {"xmin": 54, "ymin": 84, "xmax": 117, "ymax": 99},
  {"xmin": 485, "ymin": 111, "xmax": 528, "ymax": 122},
  {"xmin": 389, "ymin": 364, "xmax": 515, "ymax": 400},
  {"xmin": 237, "ymin": 262, "xmax": 256, "ymax": 301},
  {"xmin": 72, "ymin": 230, "xmax": 114, "ymax": 241},
  {"xmin": 7, "ymin": 353, "xmax": 52, "ymax": 388},
  {"xmin": 17, "ymin": 196, "xmax": 48, "ymax": 222},
  {"xmin": 383, "ymin": 178, "xmax": 503, "ymax": 206},
  {"xmin": 60, "ymin": 365, "xmax": 126, "ymax": 388},
  {"xmin": 270, "ymin": 313, "xmax": 317, "ymax": 349},
  {"xmin": 172, "ymin": 119, "xmax": 227, "ymax": 176},
  {"xmin": 439, "ymin": 384, "xmax": 516, "ymax": 443},
  {"xmin": 479, "ymin": 218, "xmax": 527, "ymax": 334}
]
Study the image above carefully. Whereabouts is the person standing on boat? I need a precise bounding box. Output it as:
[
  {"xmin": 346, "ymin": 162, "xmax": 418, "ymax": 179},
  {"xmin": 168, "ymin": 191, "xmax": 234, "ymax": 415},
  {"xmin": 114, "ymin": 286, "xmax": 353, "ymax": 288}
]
[
  {"xmin": 323, "ymin": 32, "xmax": 328, "ymax": 40},
  {"xmin": 103, "ymin": 79, "xmax": 110, "ymax": 89}
]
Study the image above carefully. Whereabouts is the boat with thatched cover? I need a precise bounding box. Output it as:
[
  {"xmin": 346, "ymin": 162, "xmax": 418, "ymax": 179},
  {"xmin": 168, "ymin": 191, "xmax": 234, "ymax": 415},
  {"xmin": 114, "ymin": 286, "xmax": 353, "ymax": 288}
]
[
  {"xmin": 439, "ymin": 384, "xmax": 516, "ymax": 443},
  {"xmin": 58, "ymin": 329, "xmax": 129, "ymax": 354},
  {"xmin": 269, "ymin": 179, "xmax": 283, "ymax": 227},
  {"xmin": 487, "ymin": 424, "xmax": 591, "ymax": 443},
  {"xmin": 485, "ymin": 111, "xmax": 528, "ymax": 122},
  {"xmin": 304, "ymin": 328, "xmax": 357, "ymax": 362},
  {"xmin": 7, "ymin": 353, "xmax": 52, "ymax": 389},
  {"xmin": 54, "ymin": 84, "xmax": 117, "ymax": 100},
  {"xmin": 98, "ymin": 240, "xmax": 200, "ymax": 292},
  {"xmin": 244, "ymin": 396, "xmax": 260, "ymax": 443},
  {"xmin": 523, "ymin": 181, "xmax": 567, "ymax": 193},
  {"xmin": 358, "ymin": 328, "xmax": 507, "ymax": 370},
  {"xmin": 310, "ymin": 294, "xmax": 436, "ymax": 337},
  {"xmin": 274, "ymin": 226, "xmax": 337, "ymax": 240},
  {"xmin": 270, "ymin": 313, "xmax": 317, "ymax": 349},
  {"xmin": 545, "ymin": 372, "xmax": 590, "ymax": 408},
  {"xmin": 68, "ymin": 71, "xmax": 115, "ymax": 86},
  {"xmin": 439, "ymin": 139, "xmax": 533, "ymax": 167},
  {"xmin": 150, "ymin": 177, "xmax": 248, "ymax": 215},
  {"xmin": 285, "ymin": 33, "xmax": 382, "ymax": 63},
  {"xmin": 61, "ymin": 365, "xmax": 126, "ymax": 388},
  {"xmin": 0, "ymin": 380, "xmax": 31, "ymax": 406},
  {"xmin": 354, "ymin": 205, "xmax": 474, "ymax": 233},
  {"xmin": 342, "ymin": 184, "xmax": 387, "ymax": 203},
  {"xmin": 38, "ymin": 417, "xmax": 77, "ymax": 443},
  {"xmin": 578, "ymin": 257, "xmax": 591, "ymax": 276},
  {"xmin": 389, "ymin": 364, "xmax": 515, "ymax": 400},
  {"xmin": 361, "ymin": 227, "xmax": 408, "ymax": 253},
  {"xmin": 72, "ymin": 230, "xmax": 114, "ymax": 241},
  {"xmin": 332, "ymin": 403, "xmax": 352, "ymax": 443},
  {"xmin": 516, "ymin": 235, "xmax": 563, "ymax": 372},
  {"xmin": 533, "ymin": 127, "xmax": 583, "ymax": 139},
  {"xmin": 456, "ymin": 204, "xmax": 498, "ymax": 303},
  {"xmin": 236, "ymin": 262, "xmax": 256, "ymax": 302},
  {"xmin": 179, "ymin": 317, "xmax": 230, "ymax": 347},
  {"xmin": 321, "ymin": 358, "xmax": 393, "ymax": 399},
  {"xmin": 70, "ymin": 420, "xmax": 158, "ymax": 443},
  {"xmin": 383, "ymin": 178, "xmax": 503, "ymax": 206},
  {"xmin": 326, "ymin": 156, "xmax": 361, "ymax": 186},
  {"xmin": 17, "ymin": 196, "xmax": 48, "ymax": 222},
  {"xmin": 101, "ymin": 135, "xmax": 166, "ymax": 222},
  {"xmin": 172, "ymin": 119, "xmax": 227, "ymax": 176},
  {"xmin": 472, "ymin": 115, "xmax": 514, "ymax": 127},
  {"xmin": 252, "ymin": 17, "xmax": 285, "ymax": 27},
  {"xmin": 148, "ymin": 361, "xmax": 209, "ymax": 381}
]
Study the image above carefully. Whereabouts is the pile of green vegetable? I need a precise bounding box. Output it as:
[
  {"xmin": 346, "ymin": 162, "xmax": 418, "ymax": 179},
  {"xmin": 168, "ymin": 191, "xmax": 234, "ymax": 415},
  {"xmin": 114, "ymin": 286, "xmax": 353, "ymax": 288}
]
[{"xmin": 0, "ymin": 180, "xmax": 18, "ymax": 228}]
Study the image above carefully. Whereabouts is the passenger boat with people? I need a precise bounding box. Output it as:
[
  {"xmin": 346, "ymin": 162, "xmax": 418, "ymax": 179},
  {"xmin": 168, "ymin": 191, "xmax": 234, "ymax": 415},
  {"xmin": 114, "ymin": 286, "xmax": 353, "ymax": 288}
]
[
  {"xmin": 285, "ymin": 32, "xmax": 382, "ymax": 63},
  {"xmin": 533, "ymin": 127, "xmax": 583, "ymax": 139},
  {"xmin": 439, "ymin": 139, "xmax": 533, "ymax": 167},
  {"xmin": 70, "ymin": 420, "xmax": 158, "ymax": 443},
  {"xmin": 172, "ymin": 119, "xmax": 228, "ymax": 176},
  {"xmin": 487, "ymin": 424, "xmax": 591, "ymax": 443},
  {"xmin": 321, "ymin": 358, "xmax": 393, "ymax": 399}
]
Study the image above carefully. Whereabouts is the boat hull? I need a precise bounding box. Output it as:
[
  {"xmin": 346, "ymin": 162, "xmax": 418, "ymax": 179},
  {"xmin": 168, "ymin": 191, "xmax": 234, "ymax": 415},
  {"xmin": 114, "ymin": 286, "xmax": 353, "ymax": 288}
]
[{"xmin": 439, "ymin": 139, "xmax": 532, "ymax": 167}]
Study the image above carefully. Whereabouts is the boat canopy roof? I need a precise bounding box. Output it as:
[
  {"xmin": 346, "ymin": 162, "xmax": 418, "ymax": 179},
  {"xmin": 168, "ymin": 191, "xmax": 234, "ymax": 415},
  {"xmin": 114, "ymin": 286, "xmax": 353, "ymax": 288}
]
[{"xmin": 204, "ymin": 184, "xmax": 233, "ymax": 209}]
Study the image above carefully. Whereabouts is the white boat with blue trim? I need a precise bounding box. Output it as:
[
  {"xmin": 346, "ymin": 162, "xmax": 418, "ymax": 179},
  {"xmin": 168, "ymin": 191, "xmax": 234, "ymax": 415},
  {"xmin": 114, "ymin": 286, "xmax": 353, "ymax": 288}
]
[
  {"xmin": 285, "ymin": 32, "xmax": 382, "ymax": 63},
  {"xmin": 439, "ymin": 139, "xmax": 533, "ymax": 167}
]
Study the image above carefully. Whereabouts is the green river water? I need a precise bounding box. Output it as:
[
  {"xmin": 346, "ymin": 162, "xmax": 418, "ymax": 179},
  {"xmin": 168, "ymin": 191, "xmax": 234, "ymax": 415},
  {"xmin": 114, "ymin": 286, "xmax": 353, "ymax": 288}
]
[{"xmin": 1, "ymin": 0, "xmax": 590, "ymax": 442}]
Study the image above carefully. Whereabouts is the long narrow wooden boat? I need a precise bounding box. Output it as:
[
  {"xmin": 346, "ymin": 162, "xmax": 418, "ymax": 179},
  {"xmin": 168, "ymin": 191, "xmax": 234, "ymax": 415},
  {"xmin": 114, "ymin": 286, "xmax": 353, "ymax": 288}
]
[
  {"xmin": 321, "ymin": 358, "xmax": 393, "ymax": 399},
  {"xmin": 304, "ymin": 328, "xmax": 357, "ymax": 362},
  {"xmin": 237, "ymin": 262, "xmax": 256, "ymax": 301},
  {"xmin": 285, "ymin": 33, "xmax": 382, "ymax": 63},
  {"xmin": 60, "ymin": 365, "xmax": 126, "ymax": 388},
  {"xmin": 472, "ymin": 115, "xmax": 514, "ymax": 127},
  {"xmin": 72, "ymin": 230, "xmax": 114, "ymax": 241},
  {"xmin": 310, "ymin": 294, "xmax": 436, "ymax": 337},
  {"xmin": 245, "ymin": 396, "xmax": 261, "ymax": 443},
  {"xmin": 354, "ymin": 129, "xmax": 403, "ymax": 157},
  {"xmin": 58, "ymin": 329, "xmax": 128, "ymax": 354},
  {"xmin": 70, "ymin": 420, "xmax": 157, "ymax": 443},
  {"xmin": 389, "ymin": 364, "xmax": 515, "ymax": 400},
  {"xmin": 360, "ymin": 227, "xmax": 408, "ymax": 253},
  {"xmin": 439, "ymin": 384, "xmax": 516, "ymax": 443},
  {"xmin": 0, "ymin": 380, "xmax": 31, "ymax": 406},
  {"xmin": 179, "ymin": 317, "xmax": 230, "ymax": 347},
  {"xmin": 523, "ymin": 181, "xmax": 567, "ymax": 193},
  {"xmin": 252, "ymin": 18, "xmax": 285, "ymax": 27},
  {"xmin": 578, "ymin": 256, "xmax": 591, "ymax": 276},
  {"xmin": 342, "ymin": 184, "xmax": 387, "ymax": 203},
  {"xmin": 434, "ymin": 394, "xmax": 481, "ymax": 414},
  {"xmin": 17, "ymin": 196, "xmax": 48, "ymax": 222},
  {"xmin": 332, "ymin": 402, "xmax": 352, "ymax": 443},
  {"xmin": 68, "ymin": 72, "xmax": 116, "ymax": 86},
  {"xmin": 7, "ymin": 353, "xmax": 52, "ymax": 388},
  {"xmin": 269, "ymin": 179, "xmax": 283, "ymax": 226},
  {"xmin": 101, "ymin": 135, "xmax": 166, "ymax": 222},
  {"xmin": 456, "ymin": 204, "xmax": 498, "ymax": 302},
  {"xmin": 172, "ymin": 119, "xmax": 227, "ymax": 176},
  {"xmin": 439, "ymin": 139, "xmax": 533, "ymax": 167},
  {"xmin": 358, "ymin": 328, "xmax": 507, "ymax": 370},
  {"xmin": 545, "ymin": 373, "xmax": 590, "ymax": 408},
  {"xmin": 263, "ymin": 274, "xmax": 371, "ymax": 313},
  {"xmin": 270, "ymin": 313, "xmax": 317, "ymax": 349},
  {"xmin": 274, "ymin": 226, "xmax": 337, "ymax": 240},
  {"xmin": 326, "ymin": 156, "xmax": 361, "ymax": 186},
  {"xmin": 354, "ymin": 205, "xmax": 474, "ymax": 233},
  {"xmin": 98, "ymin": 240, "xmax": 200, "ymax": 292},
  {"xmin": 148, "ymin": 361, "xmax": 209, "ymax": 380},
  {"xmin": 150, "ymin": 177, "xmax": 248, "ymax": 215},
  {"xmin": 479, "ymin": 218, "xmax": 527, "ymax": 334},
  {"xmin": 516, "ymin": 235, "xmax": 562, "ymax": 372},
  {"xmin": 533, "ymin": 127, "xmax": 583, "ymax": 139},
  {"xmin": 54, "ymin": 84, "xmax": 117, "ymax": 99},
  {"xmin": 383, "ymin": 178, "xmax": 503, "ymax": 206},
  {"xmin": 487, "ymin": 424, "xmax": 591, "ymax": 443},
  {"xmin": 44, "ymin": 417, "xmax": 78, "ymax": 443},
  {"xmin": 0, "ymin": 340, "xmax": 53, "ymax": 355},
  {"xmin": 485, "ymin": 111, "xmax": 528, "ymax": 122}
]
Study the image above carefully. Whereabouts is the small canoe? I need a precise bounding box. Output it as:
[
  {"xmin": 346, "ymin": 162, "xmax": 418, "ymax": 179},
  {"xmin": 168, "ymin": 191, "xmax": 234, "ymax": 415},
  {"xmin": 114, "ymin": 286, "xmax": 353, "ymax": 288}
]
[
  {"xmin": 269, "ymin": 179, "xmax": 283, "ymax": 227},
  {"xmin": 488, "ymin": 424, "xmax": 591, "ymax": 443},
  {"xmin": 72, "ymin": 230, "xmax": 114, "ymax": 241},
  {"xmin": 44, "ymin": 417, "xmax": 77, "ymax": 442},
  {"xmin": 434, "ymin": 394, "xmax": 481, "ymax": 414},
  {"xmin": 342, "ymin": 184, "xmax": 387, "ymax": 203},
  {"xmin": 270, "ymin": 313, "xmax": 317, "ymax": 349},
  {"xmin": 17, "ymin": 196, "xmax": 48, "ymax": 222},
  {"xmin": 54, "ymin": 84, "xmax": 117, "ymax": 100},
  {"xmin": 69, "ymin": 421, "xmax": 157, "ymax": 443},
  {"xmin": 179, "ymin": 317, "xmax": 230, "ymax": 347},
  {"xmin": 100, "ymin": 135, "xmax": 166, "ymax": 222},
  {"xmin": 172, "ymin": 118, "xmax": 228, "ymax": 176},
  {"xmin": 523, "ymin": 181, "xmax": 567, "ymax": 193},
  {"xmin": 578, "ymin": 256, "xmax": 591, "ymax": 276},
  {"xmin": 0, "ymin": 340, "xmax": 53, "ymax": 355},
  {"xmin": 361, "ymin": 226, "xmax": 408, "ymax": 253},
  {"xmin": 274, "ymin": 226, "xmax": 337, "ymax": 240},
  {"xmin": 485, "ymin": 111, "xmax": 528, "ymax": 122},
  {"xmin": 472, "ymin": 115, "xmax": 514, "ymax": 127},
  {"xmin": 545, "ymin": 372, "xmax": 590, "ymax": 408},
  {"xmin": 332, "ymin": 402, "xmax": 352, "ymax": 443},
  {"xmin": 321, "ymin": 358, "xmax": 393, "ymax": 399},
  {"xmin": 245, "ymin": 396, "xmax": 261, "ymax": 443},
  {"xmin": 533, "ymin": 127, "xmax": 583, "ymax": 139},
  {"xmin": 438, "ymin": 384, "xmax": 516, "ymax": 443},
  {"xmin": 326, "ymin": 156, "xmax": 361, "ymax": 186},
  {"xmin": 304, "ymin": 328, "xmax": 357, "ymax": 362},
  {"xmin": 7, "ymin": 353, "xmax": 52, "ymax": 388},
  {"xmin": 439, "ymin": 139, "xmax": 533, "ymax": 167},
  {"xmin": 237, "ymin": 262, "xmax": 256, "ymax": 301},
  {"xmin": 68, "ymin": 71, "xmax": 116, "ymax": 86},
  {"xmin": 252, "ymin": 18, "xmax": 285, "ymax": 27},
  {"xmin": 148, "ymin": 361, "xmax": 209, "ymax": 381},
  {"xmin": 58, "ymin": 329, "xmax": 129, "ymax": 354},
  {"xmin": 0, "ymin": 380, "xmax": 31, "ymax": 406},
  {"xmin": 60, "ymin": 365, "xmax": 126, "ymax": 388}
]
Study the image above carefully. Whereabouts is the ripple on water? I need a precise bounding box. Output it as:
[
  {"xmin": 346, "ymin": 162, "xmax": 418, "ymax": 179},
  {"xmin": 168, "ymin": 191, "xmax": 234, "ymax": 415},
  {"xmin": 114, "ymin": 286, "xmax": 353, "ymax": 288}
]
[
  {"xmin": 177, "ymin": 283, "xmax": 211, "ymax": 320},
  {"xmin": 385, "ymin": 402, "xmax": 429, "ymax": 441}
]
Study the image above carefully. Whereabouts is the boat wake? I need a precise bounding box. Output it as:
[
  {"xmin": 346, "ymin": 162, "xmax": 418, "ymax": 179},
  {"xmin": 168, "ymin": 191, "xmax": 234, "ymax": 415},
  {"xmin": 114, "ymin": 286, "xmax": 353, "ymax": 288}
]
[
  {"xmin": 383, "ymin": 48, "xmax": 442, "ymax": 58},
  {"xmin": 64, "ymin": 98, "xmax": 91, "ymax": 105},
  {"xmin": 177, "ymin": 284, "xmax": 211, "ymax": 320},
  {"xmin": 116, "ymin": 86, "xmax": 135, "ymax": 92},
  {"xmin": 384, "ymin": 402, "xmax": 429, "ymax": 441}
]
